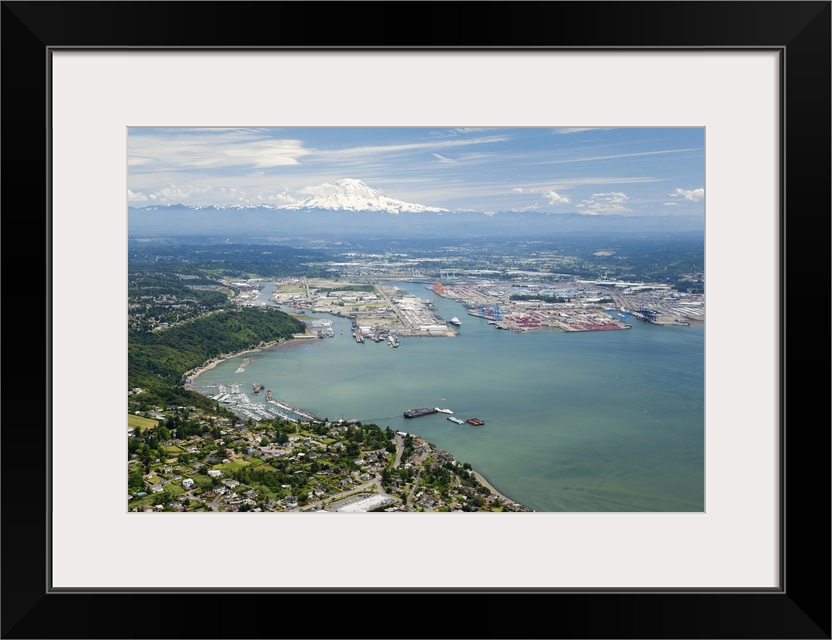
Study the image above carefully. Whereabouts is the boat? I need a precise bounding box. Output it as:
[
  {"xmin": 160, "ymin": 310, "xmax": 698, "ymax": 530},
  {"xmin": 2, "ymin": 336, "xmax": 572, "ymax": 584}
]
[
  {"xmin": 449, "ymin": 317, "xmax": 461, "ymax": 326},
  {"xmin": 447, "ymin": 417, "xmax": 465, "ymax": 425},
  {"xmin": 466, "ymin": 418, "xmax": 485, "ymax": 426},
  {"xmin": 388, "ymin": 335, "xmax": 399, "ymax": 348},
  {"xmin": 403, "ymin": 408, "xmax": 438, "ymax": 419},
  {"xmin": 435, "ymin": 408, "xmax": 454, "ymax": 414}
]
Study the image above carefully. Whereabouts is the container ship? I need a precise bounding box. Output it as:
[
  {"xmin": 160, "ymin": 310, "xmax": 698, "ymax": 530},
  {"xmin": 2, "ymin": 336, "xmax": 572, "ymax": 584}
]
[{"xmin": 403, "ymin": 408, "xmax": 438, "ymax": 419}]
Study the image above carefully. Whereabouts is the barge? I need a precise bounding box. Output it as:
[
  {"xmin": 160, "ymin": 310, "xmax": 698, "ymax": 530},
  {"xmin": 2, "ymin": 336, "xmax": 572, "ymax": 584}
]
[{"xmin": 403, "ymin": 408, "xmax": 438, "ymax": 419}]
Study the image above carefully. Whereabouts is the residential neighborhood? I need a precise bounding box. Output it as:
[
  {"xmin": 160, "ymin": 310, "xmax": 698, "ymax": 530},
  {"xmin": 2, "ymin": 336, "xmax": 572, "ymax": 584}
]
[{"xmin": 128, "ymin": 405, "xmax": 532, "ymax": 513}]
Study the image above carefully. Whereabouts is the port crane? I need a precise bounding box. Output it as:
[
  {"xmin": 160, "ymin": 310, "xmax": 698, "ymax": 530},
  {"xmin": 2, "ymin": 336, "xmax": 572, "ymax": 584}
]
[{"xmin": 479, "ymin": 302, "xmax": 503, "ymax": 320}]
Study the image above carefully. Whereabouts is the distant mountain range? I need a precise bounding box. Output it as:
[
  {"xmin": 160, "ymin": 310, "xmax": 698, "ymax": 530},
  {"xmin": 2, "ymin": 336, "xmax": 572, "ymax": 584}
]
[{"xmin": 129, "ymin": 178, "xmax": 704, "ymax": 239}]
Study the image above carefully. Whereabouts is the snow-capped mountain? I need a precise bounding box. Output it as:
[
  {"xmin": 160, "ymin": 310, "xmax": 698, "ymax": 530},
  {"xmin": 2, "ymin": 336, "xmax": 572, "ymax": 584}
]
[{"xmin": 278, "ymin": 178, "xmax": 448, "ymax": 214}]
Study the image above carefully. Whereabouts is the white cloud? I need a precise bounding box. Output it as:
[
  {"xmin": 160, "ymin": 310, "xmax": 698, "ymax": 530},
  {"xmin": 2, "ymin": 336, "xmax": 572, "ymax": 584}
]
[
  {"xmin": 543, "ymin": 190, "xmax": 571, "ymax": 205},
  {"xmin": 576, "ymin": 192, "xmax": 631, "ymax": 215},
  {"xmin": 512, "ymin": 186, "xmax": 570, "ymax": 205},
  {"xmin": 664, "ymin": 202, "xmax": 679, "ymax": 206},
  {"xmin": 130, "ymin": 182, "xmax": 298, "ymax": 207},
  {"xmin": 671, "ymin": 187, "xmax": 705, "ymax": 202},
  {"xmin": 156, "ymin": 184, "xmax": 212, "ymax": 202}
]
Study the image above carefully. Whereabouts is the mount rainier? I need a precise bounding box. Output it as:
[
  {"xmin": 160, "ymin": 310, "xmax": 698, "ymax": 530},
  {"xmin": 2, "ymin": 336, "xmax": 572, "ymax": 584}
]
[{"xmin": 278, "ymin": 178, "xmax": 448, "ymax": 214}]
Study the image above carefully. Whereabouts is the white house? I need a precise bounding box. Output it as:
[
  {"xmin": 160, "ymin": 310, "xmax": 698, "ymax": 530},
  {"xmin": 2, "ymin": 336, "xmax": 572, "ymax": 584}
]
[
  {"xmin": 208, "ymin": 469, "xmax": 222, "ymax": 478},
  {"xmin": 182, "ymin": 478, "xmax": 195, "ymax": 489}
]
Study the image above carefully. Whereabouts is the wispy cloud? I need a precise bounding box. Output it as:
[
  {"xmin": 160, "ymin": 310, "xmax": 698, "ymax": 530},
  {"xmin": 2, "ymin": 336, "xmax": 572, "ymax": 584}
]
[
  {"xmin": 128, "ymin": 130, "xmax": 310, "ymax": 171},
  {"xmin": 518, "ymin": 177, "xmax": 662, "ymax": 191},
  {"xmin": 432, "ymin": 153, "xmax": 458, "ymax": 164},
  {"xmin": 552, "ymin": 127, "xmax": 616, "ymax": 135},
  {"xmin": 320, "ymin": 135, "xmax": 509, "ymax": 159},
  {"xmin": 535, "ymin": 148, "xmax": 701, "ymax": 166}
]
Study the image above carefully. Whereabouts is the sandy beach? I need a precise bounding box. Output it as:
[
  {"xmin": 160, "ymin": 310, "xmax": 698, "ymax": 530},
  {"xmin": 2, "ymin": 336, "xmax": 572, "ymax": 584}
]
[
  {"xmin": 183, "ymin": 338, "xmax": 290, "ymax": 386},
  {"xmin": 472, "ymin": 470, "xmax": 529, "ymax": 509}
]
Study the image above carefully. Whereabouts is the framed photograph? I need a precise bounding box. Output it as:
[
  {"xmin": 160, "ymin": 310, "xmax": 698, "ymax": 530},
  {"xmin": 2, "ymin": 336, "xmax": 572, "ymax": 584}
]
[{"xmin": 4, "ymin": 1, "xmax": 829, "ymax": 638}]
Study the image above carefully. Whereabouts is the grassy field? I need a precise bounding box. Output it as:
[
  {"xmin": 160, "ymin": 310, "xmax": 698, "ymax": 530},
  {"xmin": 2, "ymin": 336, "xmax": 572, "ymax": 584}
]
[
  {"xmin": 128, "ymin": 414, "xmax": 159, "ymax": 431},
  {"xmin": 162, "ymin": 445, "xmax": 185, "ymax": 454},
  {"xmin": 212, "ymin": 459, "xmax": 251, "ymax": 472}
]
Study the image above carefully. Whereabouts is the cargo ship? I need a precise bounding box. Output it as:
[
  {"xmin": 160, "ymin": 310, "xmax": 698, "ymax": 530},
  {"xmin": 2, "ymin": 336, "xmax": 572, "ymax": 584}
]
[
  {"xmin": 466, "ymin": 418, "xmax": 485, "ymax": 426},
  {"xmin": 403, "ymin": 408, "xmax": 438, "ymax": 419}
]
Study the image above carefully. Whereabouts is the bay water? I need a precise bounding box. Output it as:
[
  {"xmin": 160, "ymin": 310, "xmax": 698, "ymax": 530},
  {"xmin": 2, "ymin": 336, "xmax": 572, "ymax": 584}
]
[{"xmin": 194, "ymin": 281, "xmax": 704, "ymax": 512}]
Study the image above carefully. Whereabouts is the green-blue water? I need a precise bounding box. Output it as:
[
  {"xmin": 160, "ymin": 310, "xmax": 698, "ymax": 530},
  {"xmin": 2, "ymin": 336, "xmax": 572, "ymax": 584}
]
[{"xmin": 194, "ymin": 282, "xmax": 704, "ymax": 512}]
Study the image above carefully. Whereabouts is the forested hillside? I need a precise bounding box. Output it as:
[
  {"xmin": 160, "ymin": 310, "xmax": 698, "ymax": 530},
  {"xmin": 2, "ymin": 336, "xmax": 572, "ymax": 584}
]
[{"xmin": 128, "ymin": 307, "xmax": 306, "ymax": 411}]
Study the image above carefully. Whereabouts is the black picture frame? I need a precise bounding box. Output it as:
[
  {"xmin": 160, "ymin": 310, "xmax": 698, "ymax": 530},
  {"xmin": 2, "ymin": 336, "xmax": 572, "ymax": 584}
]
[{"xmin": 3, "ymin": 2, "xmax": 829, "ymax": 638}]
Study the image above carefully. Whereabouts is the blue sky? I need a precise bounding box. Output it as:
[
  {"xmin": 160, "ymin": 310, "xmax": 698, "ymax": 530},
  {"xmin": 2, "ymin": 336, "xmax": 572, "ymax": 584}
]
[{"xmin": 128, "ymin": 127, "xmax": 704, "ymax": 216}]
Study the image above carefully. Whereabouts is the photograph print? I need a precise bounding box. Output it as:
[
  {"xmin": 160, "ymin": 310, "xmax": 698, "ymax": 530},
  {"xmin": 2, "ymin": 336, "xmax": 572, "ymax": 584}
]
[{"xmin": 127, "ymin": 126, "xmax": 705, "ymax": 514}]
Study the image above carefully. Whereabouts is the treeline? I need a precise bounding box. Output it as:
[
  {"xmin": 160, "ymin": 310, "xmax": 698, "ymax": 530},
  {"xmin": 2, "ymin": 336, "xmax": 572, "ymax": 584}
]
[
  {"xmin": 673, "ymin": 280, "xmax": 705, "ymax": 295},
  {"xmin": 128, "ymin": 243, "xmax": 331, "ymax": 279},
  {"xmin": 314, "ymin": 284, "xmax": 376, "ymax": 293},
  {"xmin": 128, "ymin": 307, "xmax": 306, "ymax": 410}
]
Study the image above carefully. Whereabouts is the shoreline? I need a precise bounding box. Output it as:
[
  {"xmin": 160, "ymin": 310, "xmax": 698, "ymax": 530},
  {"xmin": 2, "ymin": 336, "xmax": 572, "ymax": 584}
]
[
  {"xmin": 183, "ymin": 333, "xmax": 530, "ymax": 510},
  {"xmin": 471, "ymin": 470, "xmax": 532, "ymax": 511},
  {"xmin": 183, "ymin": 337, "xmax": 298, "ymax": 386}
]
